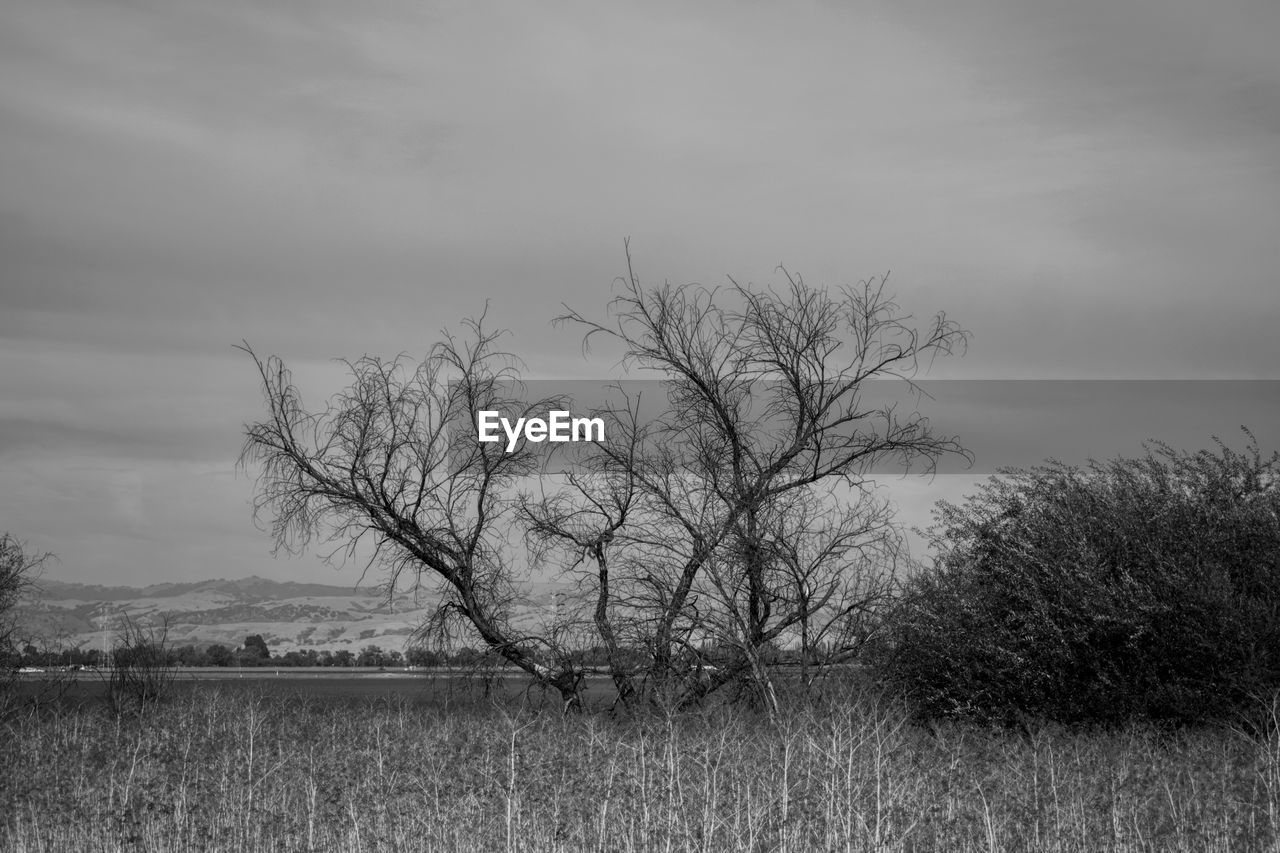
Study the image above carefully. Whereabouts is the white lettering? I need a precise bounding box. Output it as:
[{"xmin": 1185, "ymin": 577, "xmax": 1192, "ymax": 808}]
[
  {"xmin": 477, "ymin": 410, "xmax": 605, "ymax": 452},
  {"xmin": 548, "ymin": 410, "xmax": 570, "ymax": 442},
  {"xmin": 477, "ymin": 410, "xmax": 501, "ymax": 443},
  {"xmin": 573, "ymin": 416, "xmax": 605, "ymax": 442},
  {"xmin": 502, "ymin": 416, "xmax": 525, "ymax": 453}
]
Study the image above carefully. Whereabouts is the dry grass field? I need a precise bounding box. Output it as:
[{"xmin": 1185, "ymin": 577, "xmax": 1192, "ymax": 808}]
[{"xmin": 3, "ymin": 677, "xmax": 1280, "ymax": 852}]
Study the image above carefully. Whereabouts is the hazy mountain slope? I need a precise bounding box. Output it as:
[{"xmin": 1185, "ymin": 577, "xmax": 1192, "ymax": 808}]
[{"xmin": 20, "ymin": 576, "xmax": 563, "ymax": 654}]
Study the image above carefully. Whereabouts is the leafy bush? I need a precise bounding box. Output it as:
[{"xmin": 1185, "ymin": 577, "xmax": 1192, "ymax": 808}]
[{"xmin": 879, "ymin": 430, "xmax": 1280, "ymax": 725}]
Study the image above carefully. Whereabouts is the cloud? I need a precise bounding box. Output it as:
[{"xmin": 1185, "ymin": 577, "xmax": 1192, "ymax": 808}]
[{"xmin": 1, "ymin": 0, "xmax": 1275, "ymax": 584}]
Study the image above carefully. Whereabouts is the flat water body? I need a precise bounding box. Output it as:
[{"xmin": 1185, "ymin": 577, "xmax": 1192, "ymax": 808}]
[{"xmin": 12, "ymin": 668, "xmax": 618, "ymax": 707}]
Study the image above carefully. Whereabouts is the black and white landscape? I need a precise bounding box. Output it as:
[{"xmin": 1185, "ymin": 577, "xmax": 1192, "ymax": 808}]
[{"xmin": 3, "ymin": 1, "xmax": 1279, "ymax": 850}]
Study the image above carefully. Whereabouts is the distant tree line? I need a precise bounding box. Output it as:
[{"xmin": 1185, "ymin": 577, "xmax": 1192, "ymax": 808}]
[{"xmin": 9, "ymin": 635, "xmax": 564, "ymax": 670}]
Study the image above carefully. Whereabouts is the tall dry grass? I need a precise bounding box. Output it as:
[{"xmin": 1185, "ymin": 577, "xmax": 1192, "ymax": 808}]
[{"xmin": 2, "ymin": 684, "xmax": 1278, "ymax": 852}]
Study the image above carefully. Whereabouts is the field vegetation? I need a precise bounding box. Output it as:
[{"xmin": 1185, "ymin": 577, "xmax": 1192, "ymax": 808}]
[{"xmin": 4, "ymin": 680, "xmax": 1280, "ymax": 852}]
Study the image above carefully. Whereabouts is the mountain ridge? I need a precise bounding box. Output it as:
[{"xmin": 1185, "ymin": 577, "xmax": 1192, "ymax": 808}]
[
  {"xmin": 20, "ymin": 576, "xmax": 560, "ymax": 654},
  {"xmin": 34, "ymin": 575, "xmax": 382, "ymax": 603}
]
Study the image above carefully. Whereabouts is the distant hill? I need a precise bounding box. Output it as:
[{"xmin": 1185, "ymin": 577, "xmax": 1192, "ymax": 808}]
[{"xmin": 19, "ymin": 576, "xmax": 563, "ymax": 654}]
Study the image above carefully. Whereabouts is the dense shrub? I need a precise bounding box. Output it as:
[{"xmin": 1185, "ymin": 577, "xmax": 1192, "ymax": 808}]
[{"xmin": 878, "ymin": 430, "xmax": 1280, "ymax": 725}]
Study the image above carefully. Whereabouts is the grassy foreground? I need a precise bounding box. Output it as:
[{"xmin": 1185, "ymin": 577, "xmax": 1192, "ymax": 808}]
[{"xmin": 2, "ymin": 684, "xmax": 1279, "ymax": 852}]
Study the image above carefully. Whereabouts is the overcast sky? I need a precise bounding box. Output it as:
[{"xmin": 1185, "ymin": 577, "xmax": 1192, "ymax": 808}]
[{"xmin": 2, "ymin": 0, "xmax": 1278, "ymax": 587}]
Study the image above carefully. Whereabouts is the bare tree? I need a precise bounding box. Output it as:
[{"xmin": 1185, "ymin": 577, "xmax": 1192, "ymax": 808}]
[
  {"xmin": 523, "ymin": 247, "xmax": 969, "ymax": 711},
  {"xmin": 109, "ymin": 613, "xmax": 177, "ymax": 707},
  {"xmin": 240, "ymin": 316, "xmax": 588, "ymax": 707},
  {"xmin": 519, "ymin": 424, "xmax": 646, "ymax": 707},
  {"xmin": 242, "ymin": 252, "xmax": 967, "ymax": 712},
  {"xmin": 692, "ymin": 484, "xmax": 905, "ymax": 706},
  {"xmin": 1, "ymin": 532, "xmax": 52, "ymax": 667}
]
